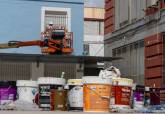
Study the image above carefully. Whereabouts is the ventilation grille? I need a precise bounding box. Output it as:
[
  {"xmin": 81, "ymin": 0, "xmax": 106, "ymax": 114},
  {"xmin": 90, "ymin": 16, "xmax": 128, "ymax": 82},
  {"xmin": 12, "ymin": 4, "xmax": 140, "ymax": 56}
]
[{"xmin": 0, "ymin": 61, "xmax": 31, "ymax": 81}]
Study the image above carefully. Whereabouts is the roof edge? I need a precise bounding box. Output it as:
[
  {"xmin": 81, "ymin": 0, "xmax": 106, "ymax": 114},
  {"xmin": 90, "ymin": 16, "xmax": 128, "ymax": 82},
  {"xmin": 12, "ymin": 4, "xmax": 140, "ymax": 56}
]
[{"xmin": 22, "ymin": 0, "xmax": 84, "ymax": 4}]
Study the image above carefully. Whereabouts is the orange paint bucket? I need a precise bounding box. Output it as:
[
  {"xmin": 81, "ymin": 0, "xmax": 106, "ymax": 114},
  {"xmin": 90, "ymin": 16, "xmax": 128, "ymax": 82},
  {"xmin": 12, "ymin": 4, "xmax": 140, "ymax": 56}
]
[{"xmin": 82, "ymin": 76, "xmax": 112, "ymax": 112}]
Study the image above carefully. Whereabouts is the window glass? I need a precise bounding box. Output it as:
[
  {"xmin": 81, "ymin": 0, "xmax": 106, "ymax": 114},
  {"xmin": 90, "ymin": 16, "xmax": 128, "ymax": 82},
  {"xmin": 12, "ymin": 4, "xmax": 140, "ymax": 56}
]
[
  {"xmin": 100, "ymin": 22, "xmax": 104, "ymax": 35},
  {"xmin": 112, "ymin": 40, "xmax": 144, "ymax": 84},
  {"xmin": 83, "ymin": 44, "xmax": 90, "ymax": 55},
  {"xmin": 84, "ymin": 21, "xmax": 104, "ymax": 35}
]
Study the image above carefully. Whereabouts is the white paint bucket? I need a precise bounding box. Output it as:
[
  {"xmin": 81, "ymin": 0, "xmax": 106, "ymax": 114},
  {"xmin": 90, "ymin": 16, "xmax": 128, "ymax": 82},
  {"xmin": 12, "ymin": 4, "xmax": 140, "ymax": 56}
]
[
  {"xmin": 17, "ymin": 80, "xmax": 38, "ymax": 103},
  {"xmin": 67, "ymin": 79, "xmax": 83, "ymax": 110},
  {"xmin": 110, "ymin": 78, "xmax": 133, "ymax": 111},
  {"xmin": 82, "ymin": 76, "xmax": 112, "ymax": 112}
]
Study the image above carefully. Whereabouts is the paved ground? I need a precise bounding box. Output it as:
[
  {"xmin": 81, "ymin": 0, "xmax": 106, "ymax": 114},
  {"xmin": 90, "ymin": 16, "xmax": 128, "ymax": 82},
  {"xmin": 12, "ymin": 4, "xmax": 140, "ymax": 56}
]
[
  {"xmin": 0, "ymin": 111, "xmax": 110, "ymax": 114},
  {"xmin": 0, "ymin": 111, "xmax": 142, "ymax": 114}
]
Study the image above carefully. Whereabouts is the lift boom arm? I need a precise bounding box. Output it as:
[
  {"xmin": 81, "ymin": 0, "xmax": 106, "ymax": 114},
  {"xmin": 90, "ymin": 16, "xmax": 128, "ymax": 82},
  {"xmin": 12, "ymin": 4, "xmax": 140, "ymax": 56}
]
[
  {"xmin": 0, "ymin": 40, "xmax": 43, "ymax": 49},
  {"xmin": 0, "ymin": 39, "xmax": 73, "ymax": 54}
]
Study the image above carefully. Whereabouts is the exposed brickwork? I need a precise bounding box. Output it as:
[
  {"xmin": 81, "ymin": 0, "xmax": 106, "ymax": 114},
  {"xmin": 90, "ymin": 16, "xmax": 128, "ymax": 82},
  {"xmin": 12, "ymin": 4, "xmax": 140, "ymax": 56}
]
[
  {"xmin": 160, "ymin": 0, "xmax": 165, "ymax": 9},
  {"xmin": 145, "ymin": 7, "xmax": 159, "ymax": 16},
  {"xmin": 105, "ymin": 0, "xmax": 115, "ymax": 34},
  {"xmin": 145, "ymin": 0, "xmax": 165, "ymax": 16},
  {"xmin": 145, "ymin": 33, "xmax": 164, "ymax": 88},
  {"xmin": 145, "ymin": 78, "xmax": 163, "ymax": 88}
]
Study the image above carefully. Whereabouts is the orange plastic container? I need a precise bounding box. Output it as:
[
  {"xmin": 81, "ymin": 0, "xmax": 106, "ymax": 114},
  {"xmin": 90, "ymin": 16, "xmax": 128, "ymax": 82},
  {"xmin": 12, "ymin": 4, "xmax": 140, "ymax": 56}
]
[{"xmin": 83, "ymin": 77, "xmax": 112, "ymax": 112}]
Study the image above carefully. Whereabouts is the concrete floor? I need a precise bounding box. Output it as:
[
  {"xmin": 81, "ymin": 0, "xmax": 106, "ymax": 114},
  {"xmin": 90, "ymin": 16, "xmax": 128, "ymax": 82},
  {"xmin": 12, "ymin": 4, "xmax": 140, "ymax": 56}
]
[
  {"xmin": 0, "ymin": 111, "xmax": 141, "ymax": 114},
  {"xmin": 0, "ymin": 111, "xmax": 113, "ymax": 114}
]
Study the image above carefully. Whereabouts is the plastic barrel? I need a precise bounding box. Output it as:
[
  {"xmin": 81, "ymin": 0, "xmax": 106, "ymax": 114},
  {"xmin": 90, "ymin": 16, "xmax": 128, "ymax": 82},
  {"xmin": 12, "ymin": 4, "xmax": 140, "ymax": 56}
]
[
  {"xmin": 67, "ymin": 79, "xmax": 83, "ymax": 111},
  {"xmin": 133, "ymin": 85, "xmax": 145, "ymax": 109},
  {"xmin": 38, "ymin": 77, "xmax": 66, "ymax": 111},
  {"xmin": 17, "ymin": 80, "xmax": 38, "ymax": 103},
  {"xmin": 0, "ymin": 81, "xmax": 17, "ymax": 105},
  {"xmin": 110, "ymin": 78, "xmax": 133, "ymax": 111},
  {"xmin": 83, "ymin": 76, "xmax": 112, "ymax": 112},
  {"xmin": 51, "ymin": 90, "xmax": 68, "ymax": 111}
]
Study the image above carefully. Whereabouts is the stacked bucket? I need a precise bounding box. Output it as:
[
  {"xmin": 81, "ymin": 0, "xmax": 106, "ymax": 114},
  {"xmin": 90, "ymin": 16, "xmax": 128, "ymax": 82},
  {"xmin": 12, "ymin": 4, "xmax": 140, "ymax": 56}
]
[
  {"xmin": 83, "ymin": 76, "xmax": 112, "ymax": 112},
  {"xmin": 67, "ymin": 79, "xmax": 83, "ymax": 111},
  {"xmin": 0, "ymin": 78, "xmax": 164, "ymax": 112},
  {"xmin": 0, "ymin": 67, "xmax": 134, "ymax": 112},
  {"xmin": 36, "ymin": 76, "xmax": 134, "ymax": 112},
  {"xmin": 0, "ymin": 80, "xmax": 134, "ymax": 112},
  {"xmin": 81, "ymin": 76, "xmax": 133, "ymax": 112},
  {"xmin": 38, "ymin": 77, "xmax": 67, "ymax": 111}
]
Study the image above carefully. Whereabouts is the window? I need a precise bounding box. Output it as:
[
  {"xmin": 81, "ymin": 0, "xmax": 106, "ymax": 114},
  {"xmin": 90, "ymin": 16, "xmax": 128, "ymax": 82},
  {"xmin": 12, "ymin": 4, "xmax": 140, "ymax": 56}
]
[
  {"xmin": 83, "ymin": 44, "xmax": 90, "ymax": 55},
  {"xmin": 112, "ymin": 49, "xmax": 117, "ymax": 57},
  {"xmin": 117, "ymin": 48, "xmax": 121, "ymax": 55},
  {"xmin": 84, "ymin": 21, "xmax": 104, "ymax": 35},
  {"xmin": 45, "ymin": 11, "xmax": 68, "ymax": 29},
  {"xmin": 122, "ymin": 46, "xmax": 127, "ymax": 53},
  {"xmin": 112, "ymin": 40, "xmax": 144, "ymax": 84},
  {"xmin": 41, "ymin": 7, "xmax": 71, "ymax": 31}
]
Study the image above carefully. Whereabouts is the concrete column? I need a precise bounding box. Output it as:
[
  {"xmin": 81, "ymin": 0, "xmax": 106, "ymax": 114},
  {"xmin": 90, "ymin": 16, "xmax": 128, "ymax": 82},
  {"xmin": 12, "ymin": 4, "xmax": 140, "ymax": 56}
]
[
  {"xmin": 76, "ymin": 63, "xmax": 84, "ymax": 79},
  {"xmin": 31, "ymin": 62, "xmax": 44, "ymax": 80}
]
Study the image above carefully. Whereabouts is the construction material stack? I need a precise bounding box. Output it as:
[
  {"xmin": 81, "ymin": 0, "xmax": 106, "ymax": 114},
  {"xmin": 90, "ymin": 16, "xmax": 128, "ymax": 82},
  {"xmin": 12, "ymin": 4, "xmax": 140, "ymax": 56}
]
[{"xmin": 0, "ymin": 67, "xmax": 164, "ymax": 113}]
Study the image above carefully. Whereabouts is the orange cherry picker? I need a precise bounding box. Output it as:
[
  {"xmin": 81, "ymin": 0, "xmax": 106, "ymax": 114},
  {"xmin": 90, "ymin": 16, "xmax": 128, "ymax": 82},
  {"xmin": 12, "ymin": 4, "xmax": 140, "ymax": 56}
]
[{"xmin": 0, "ymin": 24, "xmax": 73, "ymax": 55}]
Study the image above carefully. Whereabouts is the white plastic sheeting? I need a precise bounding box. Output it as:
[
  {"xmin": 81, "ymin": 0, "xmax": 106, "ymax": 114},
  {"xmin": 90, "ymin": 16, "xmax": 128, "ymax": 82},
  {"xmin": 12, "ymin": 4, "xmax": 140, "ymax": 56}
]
[{"xmin": 0, "ymin": 100, "xmax": 40, "ymax": 111}]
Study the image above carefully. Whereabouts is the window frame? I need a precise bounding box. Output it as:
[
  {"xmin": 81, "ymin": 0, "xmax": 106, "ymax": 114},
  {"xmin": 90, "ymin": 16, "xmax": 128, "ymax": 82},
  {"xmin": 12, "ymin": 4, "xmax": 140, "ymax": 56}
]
[{"xmin": 41, "ymin": 7, "xmax": 71, "ymax": 32}]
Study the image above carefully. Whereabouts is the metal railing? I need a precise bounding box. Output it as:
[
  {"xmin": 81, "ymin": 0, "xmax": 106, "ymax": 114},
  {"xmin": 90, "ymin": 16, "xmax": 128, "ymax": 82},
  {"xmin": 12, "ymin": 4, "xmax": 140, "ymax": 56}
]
[{"xmin": 45, "ymin": 14, "xmax": 68, "ymax": 29}]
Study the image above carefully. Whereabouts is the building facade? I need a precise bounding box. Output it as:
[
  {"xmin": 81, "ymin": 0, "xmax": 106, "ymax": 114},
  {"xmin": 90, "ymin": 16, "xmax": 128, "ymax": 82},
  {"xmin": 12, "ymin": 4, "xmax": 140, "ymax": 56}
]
[
  {"xmin": 84, "ymin": 7, "xmax": 104, "ymax": 56},
  {"xmin": 105, "ymin": 0, "xmax": 165, "ymax": 87},
  {"xmin": 0, "ymin": 54, "xmax": 83, "ymax": 80},
  {"xmin": 0, "ymin": 0, "xmax": 84, "ymax": 55},
  {"xmin": 0, "ymin": 53, "xmax": 117, "ymax": 81}
]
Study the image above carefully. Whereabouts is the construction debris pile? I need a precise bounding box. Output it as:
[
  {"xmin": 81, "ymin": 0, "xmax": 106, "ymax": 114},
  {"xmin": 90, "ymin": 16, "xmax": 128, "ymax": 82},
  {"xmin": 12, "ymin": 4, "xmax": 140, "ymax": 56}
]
[{"xmin": 0, "ymin": 67, "xmax": 164, "ymax": 113}]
